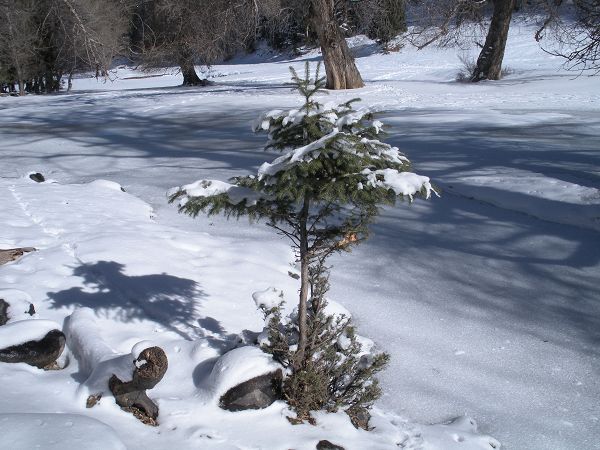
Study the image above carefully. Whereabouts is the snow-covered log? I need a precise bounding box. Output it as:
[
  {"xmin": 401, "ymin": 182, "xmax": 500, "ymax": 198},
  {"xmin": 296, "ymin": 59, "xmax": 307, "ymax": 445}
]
[{"xmin": 64, "ymin": 308, "xmax": 168, "ymax": 424}]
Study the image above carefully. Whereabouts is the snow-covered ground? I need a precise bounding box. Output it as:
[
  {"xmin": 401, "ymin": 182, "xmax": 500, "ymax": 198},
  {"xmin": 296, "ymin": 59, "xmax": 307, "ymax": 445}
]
[{"xmin": 0, "ymin": 23, "xmax": 599, "ymax": 449}]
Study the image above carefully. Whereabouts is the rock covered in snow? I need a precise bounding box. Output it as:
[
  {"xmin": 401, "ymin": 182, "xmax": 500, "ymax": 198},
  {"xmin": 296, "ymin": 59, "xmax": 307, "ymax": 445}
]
[
  {"xmin": 0, "ymin": 413, "xmax": 127, "ymax": 450},
  {"xmin": 0, "ymin": 247, "xmax": 36, "ymax": 266},
  {"xmin": 0, "ymin": 319, "xmax": 59, "ymax": 349},
  {"xmin": 28, "ymin": 172, "xmax": 45, "ymax": 183},
  {"xmin": 316, "ymin": 440, "xmax": 345, "ymax": 450},
  {"xmin": 252, "ymin": 287, "xmax": 284, "ymax": 310},
  {"xmin": 0, "ymin": 299, "xmax": 8, "ymax": 326},
  {"xmin": 219, "ymin": 369, "xmax": 283, "ymax": 411},
  {"xmin": 0, "ymin": 290, "xmax": 37, "ymax": 323},
  {"xmin": 0, "ymin": 319, "xmax": 65, "ymax": 368},
  {"xmin": 88, "ymin": 179, "xmax": 126, "ymax": 192},
  {"xmin": 206, "ymin": 346, "xmax": 282, "ymax": 404}
]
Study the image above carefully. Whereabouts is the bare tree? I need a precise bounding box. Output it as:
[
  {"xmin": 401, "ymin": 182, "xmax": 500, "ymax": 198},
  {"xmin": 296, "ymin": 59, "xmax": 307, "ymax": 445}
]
[
  {"xmin": 0, "ymin": 0, "xmax": 129, "ymax": 94},
  {"xmin": 133, "ymin": 0, "xmax": 261, "ymax": 86},
  {"xmin": 0, "ymin": 0, "xmax": 38, "ymax": 95},
  {"xmin": 471, "ymin": 0, "xmax": 516, "ymax": 81},
  {"xmin": 53, "ymin": 0, "xmax": 130, "ymax": 90},
  {"xmin": 537, "ymin": 0, "xmax": 600, "ymax": 74}
]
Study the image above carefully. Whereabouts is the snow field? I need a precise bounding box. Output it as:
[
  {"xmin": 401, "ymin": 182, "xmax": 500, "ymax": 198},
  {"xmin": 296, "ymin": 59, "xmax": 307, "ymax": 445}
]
[{"xmin": 0, "ymin": 20, "xmax": 598, "ymax": 450}]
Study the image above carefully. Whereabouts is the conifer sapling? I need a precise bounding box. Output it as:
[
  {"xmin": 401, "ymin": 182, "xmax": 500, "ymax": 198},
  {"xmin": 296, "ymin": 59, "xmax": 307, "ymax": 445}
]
[{"xmin": 169, "ymin": 62, "xmax": 437, "ymax": 422}]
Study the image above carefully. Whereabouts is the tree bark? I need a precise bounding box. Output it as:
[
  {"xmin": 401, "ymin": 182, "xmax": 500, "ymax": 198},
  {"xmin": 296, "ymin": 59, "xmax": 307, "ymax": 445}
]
[
  {"xmin": 179, "ymin": 56, "xmax": 207, "ymax": 87},
  {"xmin": 295, "ymin": 196, "xmax": 311, "ymax": 370},
  {"xmin": 310, "ymin": 0, "xmax": 364, "ymax": 90},
  {"xmin": 108, "ymin": 346, "xmax": 168, "ymax": 424},
  {"xmin": 471, "ymin": 0, "xmax": 515, "ymax": 81}
]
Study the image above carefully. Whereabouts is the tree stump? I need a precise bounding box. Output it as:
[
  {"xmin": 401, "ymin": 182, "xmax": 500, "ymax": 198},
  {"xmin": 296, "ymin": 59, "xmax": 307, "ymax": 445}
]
[{"xmin": 108, "ymin": 346, "xmax": 168, "ymax": 425}]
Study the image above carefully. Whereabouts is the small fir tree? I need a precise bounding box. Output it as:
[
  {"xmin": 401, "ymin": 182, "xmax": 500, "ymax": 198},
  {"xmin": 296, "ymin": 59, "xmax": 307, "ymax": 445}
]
[{"xmin": 169, "ymin": 62, "xmax": 437, "ymax": 421}]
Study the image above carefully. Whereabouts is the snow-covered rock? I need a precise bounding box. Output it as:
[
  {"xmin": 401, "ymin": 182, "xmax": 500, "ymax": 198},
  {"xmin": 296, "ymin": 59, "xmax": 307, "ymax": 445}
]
[
  {"xmin": 0, "ymin": 319, "xmax": 61, "ymax": 349},
  {"xmin": 205, "ymin": 346, "xmax": 283, "ymax": 401}
]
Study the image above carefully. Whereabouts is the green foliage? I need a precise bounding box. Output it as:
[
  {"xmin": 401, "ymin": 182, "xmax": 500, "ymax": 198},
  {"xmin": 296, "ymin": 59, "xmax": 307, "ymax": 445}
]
[
  {"xmin": 169, "ymin": 62, "xmax": 435, "ymax": 424},
  {"xmin": 257, "ymin": 266, "xmax": 390, "ymax": 421},
  {"xmin": 169, "ymin": 61, "xmax": 434, "ymax": 264}
]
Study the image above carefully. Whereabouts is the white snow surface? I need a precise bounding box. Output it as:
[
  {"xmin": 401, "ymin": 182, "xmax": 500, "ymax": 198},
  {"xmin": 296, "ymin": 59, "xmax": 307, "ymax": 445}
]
[
  {"xmin": 0, "ymin": 319, "xmax": 61, "ymax": 349},
  {"xmin": 252, "ymin": 287, "xmax": 284, "ymax": 310},
  {"xmin": 0, "ymin": 21, "xmax": 599, "ymax": 450},
  {"xmin": 0, "ymin": 413, "xmax": 127, "ymax": 450}
]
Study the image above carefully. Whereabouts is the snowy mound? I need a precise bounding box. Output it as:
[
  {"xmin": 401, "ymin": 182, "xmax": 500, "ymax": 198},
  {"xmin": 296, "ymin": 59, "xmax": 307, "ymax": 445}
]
[
  {"xmin": 0, "ymin": 319, "xmax": 61, "ymax": 349},
  {"xmin": 205, "ymin": 346, "xmax": 282, "ymax": 400},
  {"xmin": 252, "ymin": 287, "xmax": 284, "ymax": 310},
  {"xmin": 0, "ymin": 413, "xmax": 126, "ymax": 450}
]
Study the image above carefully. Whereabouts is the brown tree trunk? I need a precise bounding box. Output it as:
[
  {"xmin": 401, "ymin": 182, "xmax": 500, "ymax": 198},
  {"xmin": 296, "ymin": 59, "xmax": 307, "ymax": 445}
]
[
  {"xmin": 310, "ymin": 0, "xmax": 364, "ymax": 90},
  {"xmin": 471, "ymin": 0, "xmax": 515, "ymax": 81},
  {"xmin": 179, "ymin": 57, "xmax": 207, "ymax": 87},
  {"xmin": 294, "ymin": 196, "xmax": 311, "ymax": 370}
]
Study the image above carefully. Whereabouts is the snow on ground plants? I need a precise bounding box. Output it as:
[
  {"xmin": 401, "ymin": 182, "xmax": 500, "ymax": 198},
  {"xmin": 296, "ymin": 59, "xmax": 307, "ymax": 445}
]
[{"xmin": 0, "ymin": 20, "xmax": 599, "ymax": 450}]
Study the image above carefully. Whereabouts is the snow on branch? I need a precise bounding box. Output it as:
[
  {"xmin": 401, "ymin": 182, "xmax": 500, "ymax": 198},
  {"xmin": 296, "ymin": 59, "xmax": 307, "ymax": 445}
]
[{"xmin": 361, "ymin": 168, "xmax": 438, "ymax": 200}]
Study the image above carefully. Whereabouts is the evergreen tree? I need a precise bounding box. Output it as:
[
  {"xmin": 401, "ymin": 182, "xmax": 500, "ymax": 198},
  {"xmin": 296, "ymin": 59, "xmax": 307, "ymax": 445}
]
[{"xmin": 169, "ymin": 62, "xmax": 437, "ymax": 420}]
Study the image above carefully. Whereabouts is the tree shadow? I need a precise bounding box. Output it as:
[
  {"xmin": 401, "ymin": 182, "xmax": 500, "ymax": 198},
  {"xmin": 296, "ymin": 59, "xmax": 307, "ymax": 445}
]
[{"xmin": 47, "ymin": 261, "xmax": 205, "ymax": 340}]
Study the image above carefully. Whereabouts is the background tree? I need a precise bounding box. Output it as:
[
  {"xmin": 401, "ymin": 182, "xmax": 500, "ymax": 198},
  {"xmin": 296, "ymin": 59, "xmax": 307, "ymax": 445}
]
[
  {"xmin": 537, "ymin": 0, "xmax": 600, "ymax": 73},
  {"xmin": 0, "ymin": 0, "xmax": 129, "ymax": 94},
  {"xmin": 0, "ymin": 0, "xmax": 39, "ymax": 95},
  {"xmin": 169, "ymin": 63, "xmax": 436, "ymax": 419},
  {"xmin": 309, "ymin": 0, "xmax": 364, "ymax": 89},
  {"xmin": 471, "ymin": 0, "xmax": 516, "ymax": 81},
  {"xmin": 407, "ymin": 0, "xmax": 580, "ymax": 81},
  {"xmin": 131, "ymin": 0, "xmax": 270, "ymax": 86}
]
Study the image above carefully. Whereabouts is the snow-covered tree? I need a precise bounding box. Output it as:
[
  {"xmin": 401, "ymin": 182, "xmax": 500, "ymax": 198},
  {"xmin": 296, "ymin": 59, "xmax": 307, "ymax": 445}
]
[{"xmin": 169, "ymin": 62, "xmax": 436, "ymax": 419}]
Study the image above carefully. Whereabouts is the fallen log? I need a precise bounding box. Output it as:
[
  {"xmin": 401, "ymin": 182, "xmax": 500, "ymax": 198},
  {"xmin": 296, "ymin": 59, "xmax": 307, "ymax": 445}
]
[{"xmin": 65, "ymin": 308, "xmax": 168, "ymax": 425}]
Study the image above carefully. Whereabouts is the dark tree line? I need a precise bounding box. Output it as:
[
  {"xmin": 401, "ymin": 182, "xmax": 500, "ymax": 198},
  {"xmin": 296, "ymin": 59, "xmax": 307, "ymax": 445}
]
[
  {"xmin": 1, "ymin": 0, "xmax": 599, "ymax": 95},
  {"xmin": 0, "ymin": 0, "xmax": 128, "ymax": 95}
]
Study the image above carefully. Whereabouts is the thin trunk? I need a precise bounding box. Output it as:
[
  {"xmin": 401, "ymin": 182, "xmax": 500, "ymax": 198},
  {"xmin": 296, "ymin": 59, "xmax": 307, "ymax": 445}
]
[
  {"xmin": 67, "ymin": 71, "xmax": 73, "ymax": 92},
  {"xmin": 18, "ymin": 79, "xmax": 25, "ymax": 96},
  {"xmin": 310, "ymin": 0, "xmax": 364, "ymax": 90},
  {"xmin": 295, "ymin": 196, "xmax": 311, "ymax": 370},
  {"xmin": 471, "ymin": 0, "xmax": 515, "ymax": 82}
]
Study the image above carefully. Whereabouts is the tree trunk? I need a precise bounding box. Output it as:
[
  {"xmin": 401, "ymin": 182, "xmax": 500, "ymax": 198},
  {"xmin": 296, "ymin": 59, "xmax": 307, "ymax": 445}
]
[
  {"xmin": 109, "ymin": 346, "xmax": 168, "ymax": 424},
  {"xmin": 471, "ymin": 0, "xmax": 515, "ymax": 82},
  {"xmin": 67, "ymin": 71, "xmax": 73, "ymax": 92},
  {"xmin": 18, "ymin": 79, "xmax": 25, "ymax": 96},
  {"xmin": 295, "ymin": 196, "xmax": 311, "ymax": 370},
  {"xmin": 310, "ymin": 0, "xmax": 364, "ymax": 90},
  {"xmin": 179, "ymin": 57, "xmax": 207, "ymax": 87}
]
